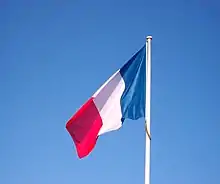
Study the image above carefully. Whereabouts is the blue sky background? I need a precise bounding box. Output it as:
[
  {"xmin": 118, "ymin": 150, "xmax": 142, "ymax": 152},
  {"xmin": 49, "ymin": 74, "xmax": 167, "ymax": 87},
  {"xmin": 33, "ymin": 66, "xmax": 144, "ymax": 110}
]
[{"xmin": 1, "ymin": 0, "xmax": 220, "ymax": 183}]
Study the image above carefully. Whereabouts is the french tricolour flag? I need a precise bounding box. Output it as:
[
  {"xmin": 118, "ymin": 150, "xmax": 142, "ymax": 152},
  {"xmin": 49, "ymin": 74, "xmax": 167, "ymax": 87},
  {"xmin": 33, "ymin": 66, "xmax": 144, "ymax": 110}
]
[{"xmin": 66, "ymin": 45, "xmax": 146, "ymax": 158}]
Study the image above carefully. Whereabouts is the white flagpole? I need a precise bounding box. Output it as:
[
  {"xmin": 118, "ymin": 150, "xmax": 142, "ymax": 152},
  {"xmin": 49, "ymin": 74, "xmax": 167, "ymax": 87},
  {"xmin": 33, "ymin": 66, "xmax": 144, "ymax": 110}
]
[{"xmin": 145, "ymin": 36, "xmax": 152, "ymax": 184}]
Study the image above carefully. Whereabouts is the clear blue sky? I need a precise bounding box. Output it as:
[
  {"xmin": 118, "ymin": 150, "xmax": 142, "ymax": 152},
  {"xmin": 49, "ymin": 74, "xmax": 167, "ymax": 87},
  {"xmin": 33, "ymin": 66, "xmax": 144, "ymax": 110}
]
[{"xmin": 1, "ymin": 0, "xmax": 220, "ymax": 183}]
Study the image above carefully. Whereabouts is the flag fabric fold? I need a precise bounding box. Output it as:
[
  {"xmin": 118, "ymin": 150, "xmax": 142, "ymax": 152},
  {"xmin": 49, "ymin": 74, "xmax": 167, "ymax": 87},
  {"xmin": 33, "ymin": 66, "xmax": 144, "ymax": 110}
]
[{"xmin": 66, "ymin": 45, "xmax": 146, "ymax": 158}]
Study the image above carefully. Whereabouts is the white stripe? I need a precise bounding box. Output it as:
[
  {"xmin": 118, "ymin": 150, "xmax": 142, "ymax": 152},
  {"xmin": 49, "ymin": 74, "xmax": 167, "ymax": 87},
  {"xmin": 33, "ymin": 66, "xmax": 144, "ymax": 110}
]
[{"xmin": 92, "ymin": 70, "xmax": 125, "ymax": 135}]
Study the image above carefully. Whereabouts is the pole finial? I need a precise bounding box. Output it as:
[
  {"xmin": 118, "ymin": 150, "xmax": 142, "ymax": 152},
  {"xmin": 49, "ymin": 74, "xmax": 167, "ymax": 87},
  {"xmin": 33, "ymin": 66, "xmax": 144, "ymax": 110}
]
[{"xmin": 146, "ymin": 36, "xmax": 152, "ymax": 41}]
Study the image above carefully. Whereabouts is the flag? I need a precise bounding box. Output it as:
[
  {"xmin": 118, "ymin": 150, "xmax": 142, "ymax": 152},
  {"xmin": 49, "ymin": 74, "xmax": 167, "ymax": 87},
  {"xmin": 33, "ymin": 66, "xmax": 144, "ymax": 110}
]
[{"xmin": 66, "ymin": 45, "xmax": 146, "ymax": 158}]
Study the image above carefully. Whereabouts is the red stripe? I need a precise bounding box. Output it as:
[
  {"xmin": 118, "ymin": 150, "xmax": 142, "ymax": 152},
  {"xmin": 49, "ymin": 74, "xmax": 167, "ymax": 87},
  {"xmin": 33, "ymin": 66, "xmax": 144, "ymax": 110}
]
[{"xmin": 66, "ymin": 97, "xmax": 103, "ymax": 158}]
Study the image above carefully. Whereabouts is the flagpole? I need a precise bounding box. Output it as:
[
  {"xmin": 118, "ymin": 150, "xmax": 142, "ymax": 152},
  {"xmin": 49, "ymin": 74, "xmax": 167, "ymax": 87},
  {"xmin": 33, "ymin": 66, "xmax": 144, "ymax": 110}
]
[{"xmin": 145, "ymin": 36, "xmax": 152, "ymax": 184}]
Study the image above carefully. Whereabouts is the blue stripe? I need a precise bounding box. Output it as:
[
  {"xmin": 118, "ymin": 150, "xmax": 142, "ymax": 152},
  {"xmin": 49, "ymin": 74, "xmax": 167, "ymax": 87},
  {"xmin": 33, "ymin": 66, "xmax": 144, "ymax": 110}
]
[{"xmin": 119, "ymin": 45, "xmax": 146, "ymax": 123}]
